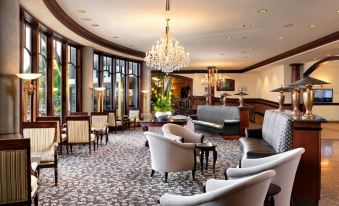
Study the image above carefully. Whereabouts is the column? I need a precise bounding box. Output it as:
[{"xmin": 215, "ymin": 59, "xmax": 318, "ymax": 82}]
[
  {"xmin": 207, "ymin": 66, "xmax": 215, "ymax": 105},
  {"xmin": 0, "ymin": 0, "xmax": 20, "ymax": 138},
  {"xmin": 290, "ymin": 63, "xmax": 303, "ymax": 83},
  {"xmin": 82, "ymin": 47, "xmax": 94, "ymax": 113},
  {"xmin": 141, "ymin": 62, "xmax": 151, "ymax": 117}
]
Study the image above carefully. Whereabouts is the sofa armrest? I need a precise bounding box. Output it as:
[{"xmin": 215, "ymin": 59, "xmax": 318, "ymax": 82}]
[
  {"xmin": 224, "ymin": 119, "xmax": 240, "ymax": 126},
  {"xmin": 245, "ymin": 128, "xmax": 262, "ymax": 139},
  {"xmin": 189, "ymin": 114, "xmax": 197, "ymax": 120}
]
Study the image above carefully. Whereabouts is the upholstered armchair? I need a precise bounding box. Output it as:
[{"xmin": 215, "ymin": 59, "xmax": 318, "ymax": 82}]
[
  {"xmin": 22, "ymin": 122, "xmax": 58, "ymax": 186},
  {"xmin": 66, "ymin": 116, "xmax": 96, "ymax": 154},
  {"xmin": 172, "ymin": 115, "xmax": 195, "ymax": 132},
  {"xmin": 91, "ymin": 112, "xmax": 108, "ymax": 146},
  {"xmin": 162, "ymin": 123, "xmax": 203, "ymax": 143},
  {"xmin": 226, "ymin": 148, "xmax": 305, "ymax": 206},
  {"xmin": 160, "ymin": 170, "xmax": 276, "ymax": 206},
  {"xmin": 129, "ymin": 110, "xmax": 140, "ymax": 129},
  {"xmin": 144, "ymin": 132, "xmax": 196, "ymax": 182},
  {"xmin": 0, "ymin": 138, "xmax": 38, "ymax": 206},
  {"xmin": 106, "ymin": 111, "xmax": 124, "ymax": 133},
  {"xmin": 37, "ymin": 116, "xmax": 67, "ymax": 154}
]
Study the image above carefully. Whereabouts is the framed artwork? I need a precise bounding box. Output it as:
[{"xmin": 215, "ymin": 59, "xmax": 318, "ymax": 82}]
[{"xmin": 216, "ymin": 79, "xmax": 235, "ymax": 91}]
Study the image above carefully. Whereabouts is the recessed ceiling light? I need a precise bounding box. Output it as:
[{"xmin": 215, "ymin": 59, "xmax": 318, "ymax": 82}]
[
  {"xmin": 336, "ymin": 9, "xmax": 339, "ymax": 13},
  {"xmin": 81, "ymin": 18, "xmax": 92, "ymax": 21},
  {"xmin": 242, "ymin": 36, "xmax": 247, "ymax": 39},
  {"xmin": 308, "ymin": 24, "xmax": 316, "ymax": 28},
  {"xmin": 113, "ymin": 36, "xmax": 119, "ymax": 39},
  {"xmin": 278, "ymin": 36, "xmax": 284, "ymax": 40},
  {"xmin": 225, "ymin": 36, "xmax": 232, "ymax": 39},
  {"xmin": 242, "ymin": 24, "xmax": 253, "ymax": 28},
  {"xmin": 257, "ymin": 9, "xmax": 268, "ymax": 13},
  {"xmin": 91, "ymin": 24, "xmax": 99, "ymax": 27},
  {"xmin": 77, "ymin": 9, "xmax": 87, "ymax": 13},
  {"xmin": 282, "ymin": 24, "xmax": 293, "ymax": 28},
  {"xmin": 248, "ymin": 48, "xmax": 253, "ymax": 51}
]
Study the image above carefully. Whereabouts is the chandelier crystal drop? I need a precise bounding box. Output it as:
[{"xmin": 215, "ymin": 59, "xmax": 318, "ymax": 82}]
[
  {"xmin": 145, "ymin": 18, "xmax": 190, "ymax": 74},
  {"xmin": 201, "ymin": 66, "xmax": 223, "ymax": 87}
]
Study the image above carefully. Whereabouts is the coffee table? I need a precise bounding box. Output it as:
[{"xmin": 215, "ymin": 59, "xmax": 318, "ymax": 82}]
[
  {"xmin": 140, "ymin": 118, "xmax": 187, "ymax": 147},
  {"xmin": 195, "ymin": 142, "xmax": 217, "ymax": 174}
]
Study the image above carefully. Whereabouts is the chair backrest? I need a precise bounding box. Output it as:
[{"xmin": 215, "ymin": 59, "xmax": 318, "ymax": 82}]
[
  {"xmin": 66, "ymin": 116, "xmax": 91, "ymax": 143},
  {"xmin": 162, "ymin": 123, "xmax": 193, "ymax": 142},
  {"xmin": 160, "ymin": 170, "xmax": 276, "ymax": 206},
  {"xmin": 36, "ymin": 116, "xmax": 62, "ymax": 143},
  {"xmin": 69, "ymin": 112, "xmax": 88, "ymax": 116},
  {"xmin": 239, "ymin": 148, "xmax": 305, "ymax": 206},
  {"xmin": 22, "ymin": 122, "xmax": 57, "ymax": 152},
  {"xmin": 197, "ymin": 105, "xmax": 240, "ymax": 124},
  {"xmin": 91, "ymin": 112, "xmax": 108, "ymax": 129},
  {"xmin": 0, "ymin": 138, "xmax": 31, "ymax": 205},
  {"xmin": 106, "ymin": 111, "xmax": 117, "ymax": 125},
  {"xmin": 129, "ymin": 110, "xmax": 140, "ymax": 119},
  {"xmin": 172, "ymin": 115, "xmax": 195, "ymax": 132},
  {"xmin": 262, "ymin": 110, "xmax": 293, "ymax": 153}
]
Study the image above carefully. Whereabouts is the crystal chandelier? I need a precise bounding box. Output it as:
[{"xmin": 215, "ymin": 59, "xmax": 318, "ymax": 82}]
[
  {"xmin": 145, "ymin": 18, "xmax": 190, "ymax": 74},
  {"xmin": 201, "ymin": 66, "xmax": 223, "ymax": 87}
]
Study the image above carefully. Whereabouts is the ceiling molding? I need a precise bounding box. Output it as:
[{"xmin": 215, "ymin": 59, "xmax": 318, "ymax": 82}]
[
  {"xmin": 42, "ymin": 0, "xmax": 145, "ymax": 58},
  {"xmin": 153, "ymin": 69, "xmax": 243, "ymax": 74},
  {"xmin": 303, "ymin": 56, "xmax": 339, "ymax": 77}
]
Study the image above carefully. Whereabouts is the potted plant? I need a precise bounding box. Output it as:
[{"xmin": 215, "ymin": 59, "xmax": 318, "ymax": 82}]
[{"xmin": 153, "ymin": 91, "xmax": 173, "ymax": 121}]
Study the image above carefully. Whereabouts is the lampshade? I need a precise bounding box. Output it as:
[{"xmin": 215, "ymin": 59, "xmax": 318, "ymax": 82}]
[
  {"xmin": 284, "ymin": 84, "xmax": 306, "ymax": 90},
  {"xmin": 270, "ymin": 86, "xmax": 291, "ymax": 92},
  {"xmin": 93, "ymin": 87, "xmax": 106, "ymax": 91},
  {"xmin": 289, "ymin": 76, "xmax": 329, "ymax": 86},
  {"xmin": 234, "ymin": 92, "xmax": 248, "ymax": 96},
  {"xmin": 220, "ymin": 92, "xmax": 232, "ymax": 97},
  {"xmin": 16, "ymin": 73, "xmax": 41, "ymax": 80}
]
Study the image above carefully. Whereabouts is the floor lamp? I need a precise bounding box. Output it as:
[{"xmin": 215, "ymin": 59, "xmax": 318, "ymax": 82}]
[
  {"xmin": 16, "ymin": 73, "xmax": 41, "ymax": 122},
  {"xmin": 94, "ymin": 87, "xmax": 105, "ymax": 112}
]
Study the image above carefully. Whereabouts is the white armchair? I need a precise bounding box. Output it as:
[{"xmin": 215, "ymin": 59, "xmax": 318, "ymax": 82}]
[
  {"xmin": 144, "ymin": 132, "xmax": 196, "ymax": 182},
  {"xmin": 226, "ymin": 148, "xmax": 305, "ymax": 206},
  {"xmin": 162, "ymin": 123, "xmax": 203, "ymax": 143},
  {"xmin": 160, "ymin": 170, "xmax": 276, "ymax": 206},
  {"xmin": 172, "ymin": 115, "xmax": 195, "ymax": 132}
]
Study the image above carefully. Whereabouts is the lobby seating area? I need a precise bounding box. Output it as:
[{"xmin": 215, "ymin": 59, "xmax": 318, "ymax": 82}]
[{"xmin": 1, "ymin": 0, "xmax": 339, "ymax": 205}]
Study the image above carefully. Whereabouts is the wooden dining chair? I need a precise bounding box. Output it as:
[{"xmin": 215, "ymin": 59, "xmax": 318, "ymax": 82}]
[
  {"xmin": 105, "ymin": 110, "xmax": 124, "ymax": 133},
  {"xmin": 91, "ymin": 112, "xmax": 108, "ymax": 146}
]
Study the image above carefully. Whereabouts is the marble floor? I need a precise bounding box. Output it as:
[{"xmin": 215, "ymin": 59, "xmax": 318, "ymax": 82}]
[{"xmin": 320, "ymin": 124, "xmax": 339, "ymax": 206}]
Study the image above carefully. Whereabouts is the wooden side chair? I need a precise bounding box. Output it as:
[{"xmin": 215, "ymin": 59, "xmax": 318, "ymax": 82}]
[
  {"xmin": 0, "ymin": 138, "xmax": 38, "ymax": 206},
  {"xmin": 69, "ymin": 112, "xmax": 88, "ymax": 116},
  {"xmin": 106, "ymin": 110, "xmax": 124, "ymax": 133},
  {"xmin": 66, "ymin": 116, "xmax": 96, "ymax": 154},
  {"xmin": 129, "ymin": 110, "xmax": 140, "ymax": 129},
  {"xmin": 36, "ymin": 116, "xmax": 67, "ymax": 154},
  {"xmin": 22, "ymin": 122, "xmax": 58, "ymax": 186},
  {"xmin": 91, "ymin": 112, "xmax": 108, "ymax": 146}
]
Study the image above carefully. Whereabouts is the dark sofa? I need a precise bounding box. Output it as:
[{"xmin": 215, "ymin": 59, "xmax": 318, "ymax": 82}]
[
  {"xmin": 192, "ymin": 105, "xmax": 240, "ymax": 136},
  {"xmin": 240, "ymin": 110, "xmax": 293, "ymax": 159}
]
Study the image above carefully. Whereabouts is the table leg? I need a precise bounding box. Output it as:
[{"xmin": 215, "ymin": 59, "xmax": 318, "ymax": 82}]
[
  {"xmin": 205, "ymin": 150, "xmax": 209, "ymax": 170},
  {"xmin": 142, "ymin": 126, "xmax": 149, "ymax": 147},
  {"xmin": 213, "ymin": 150, "xmax": 217, "ymax": 174},
  {"xmin": 200, "ymin": 150, "xmax": 204, "ymax": 173}
]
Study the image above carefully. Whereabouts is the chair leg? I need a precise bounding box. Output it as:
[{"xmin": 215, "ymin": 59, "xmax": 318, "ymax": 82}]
[
  {"xmin": 151, "ymin": 169, "xmax": 155, "ymax": 177},
  {"xmin": 106, "ymin": 132, "xmax": 108, "ymax": 144},
  {"xmin": 115, "ymin": 126, "xmax": 117, "ymax": 134},
  {"xmin": 93, "ymin": 141, "xmax": 96, "ymax": 152},
  {"xmin": 100, "ymin": 133, "xmax": 103, "ymax": 145},
  {"xmin": 70, "ymin": 145, "xmax": 73, "ymax": 154},
  {"xmin": 55, "ymin": 165, "xmax": 58, "ymax": 186},
  {"xmin": 192, "ymin": 169, "xmax": 196, "ymax": 180},
  {"xmin": 164, "ymin": 172, "xmax": 168, "ymax": 183},
  {"xmin": 66, "ymin": 143, "xmax": 69, "ymax": 155},
  {"xmin": 89, "ymin": 143, "xmax": 91, "ymax": 154},
  {"xmin": 34, "ymin": 192, "xmax": 38, "ymax": 206},
  {"xmin": 59, "ymin": 144, "xmax": 63, "ymax": 155}
]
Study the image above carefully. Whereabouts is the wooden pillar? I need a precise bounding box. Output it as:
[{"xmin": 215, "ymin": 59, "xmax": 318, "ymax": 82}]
[
  {"xmin": 290, "ymin": 63, "xmax": 303, "ymax": 83},
  {"xmin": 292, "ymin": 117, "xmax": 325, "ymax": 205}
]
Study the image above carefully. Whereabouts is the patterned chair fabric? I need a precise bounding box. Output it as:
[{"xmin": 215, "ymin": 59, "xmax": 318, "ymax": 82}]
[
  {"xmin": 0, "ymin": 138, "xmax": 37, "ymax": 205},
  {"xmin": 91, "ymin": 115, "xmax": 108, "ymax": 131},
  {"xmin": 67, "ymin": 120, "xmax": 94, "ymax": 143},
  {"xmin": 193, "ymin": 105, "xmax": 240, "ymax": 135},
  {"xmin": 240, "ymin": 110, "xmax": 293, "ymax": 159}
]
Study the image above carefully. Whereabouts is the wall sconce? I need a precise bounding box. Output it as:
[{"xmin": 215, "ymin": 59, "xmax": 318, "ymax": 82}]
[
  {"xmin": 16, "ymin": 73, "xmax": 42, "ymax": 122},
  {"xmin": 94, "ymin": 87, "xmax": 105, "ymax": 112}
]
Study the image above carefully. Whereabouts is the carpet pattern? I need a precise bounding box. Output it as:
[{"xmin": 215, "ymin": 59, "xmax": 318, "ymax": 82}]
[{"xmin": 38, "ymin": 128, "xmax": 242, "ymax": 205}]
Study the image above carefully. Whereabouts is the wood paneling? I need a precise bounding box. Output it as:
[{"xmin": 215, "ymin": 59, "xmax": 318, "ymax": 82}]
[{"xmin": 239, "ymin": 107, "xmax": 250, "ymax": 136}]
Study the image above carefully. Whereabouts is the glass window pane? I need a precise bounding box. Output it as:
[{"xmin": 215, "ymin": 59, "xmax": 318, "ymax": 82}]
[
  {"xmin": 115, "ymin": 73, "xmax": 125, "ymax": 117},
  {"xmin": 23, "ymin": 49, "xmax": 31, "ymax": 73},
  {"xmin": 38, "ymin": 34, "xmax": 47, "ymax": 116},
  {"xmin": 68, "ymin": 63, "xmax": 76, "ymax": 112},
  {"xmin": 53, "ymin": 40, "xmax": 62, "ymax": 116},
  {"xmin": 25, "ymin": 25, "xmax": 31, "ymax": 51},
  {"xmin": 129, "ymin": 75, "xmax": 138, "ymax": 109}
]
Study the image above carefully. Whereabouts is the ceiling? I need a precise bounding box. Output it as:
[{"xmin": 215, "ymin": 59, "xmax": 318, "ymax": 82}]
[{"xmin": 22, "ymin": 0, "xmax": 339, "ymax": 70}]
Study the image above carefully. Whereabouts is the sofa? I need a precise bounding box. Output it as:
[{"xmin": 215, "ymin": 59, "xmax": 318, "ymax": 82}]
[
  {"xmin": 239, "ymin": 110, "xmax": 293, "ymax": 159},
  {"xmin": 191, "ymin": 105, "xmax": 240, "ymax": 136}
]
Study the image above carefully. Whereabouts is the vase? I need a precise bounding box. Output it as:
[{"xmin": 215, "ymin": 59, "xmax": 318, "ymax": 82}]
[
  {"xmin": 277, "ymin": 92, "xmax": 285, "ymax": 112},
  {"xmin": 303, "ymin": 85, "xmax": 314, "ymax": 119},
  {"xmin": 155, "ymin": 111, "xmax": 172, "ymax": 121}
]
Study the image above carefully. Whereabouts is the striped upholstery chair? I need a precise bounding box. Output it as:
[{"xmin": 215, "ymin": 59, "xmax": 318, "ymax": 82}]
[
  {"xmin": 22, "ymin": 122, "xmax": 58, "ymax": 186},
  {"xmin": 0, "ymin": 138, "xmax": 38, "ymax": 206},
  {"xmin": 106, "ymin": 111, "xmax": 123, "ymax": 133},
  {"xmin": 129, "ymin": 110, "xmax": 140, "ymax": 129},
  {"xmin": 66, "ymin": 116, "xmax": 96, "ymax": 154},
  {"xmin": 37, "ymin": 116, "xmax": 67, "ymax": 154},
  {"xmin": 91, "ymin": 112, "xmax": 108, "ymax": 146}
]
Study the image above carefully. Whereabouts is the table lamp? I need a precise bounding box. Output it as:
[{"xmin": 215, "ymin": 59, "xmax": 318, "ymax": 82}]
[
  {"xmin": 220, "ymin": 92, "xmax": 231, "ymax": 106},
  {"xmin": 270, "ymin": 86, "xmax": 291, "ymax": 112},
  {"xmin": 234, "ymin": 91, "xmax": 248, "ymax": 107}
]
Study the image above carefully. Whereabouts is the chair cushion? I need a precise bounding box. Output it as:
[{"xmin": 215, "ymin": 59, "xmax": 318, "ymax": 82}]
[
  {"xmin": 193, "ymin": 120, "xmax": 223, "ymax": 129},
  {"xmin": 31, "ymin": 151, "xmax": 54, "ymax": 162},
  {"xmin": 91, "ymin": 134, "xmax": 96, "ymax": 141},
  {"xmin": 31, "ymin": 175, "xmax": 38, "ymax": 198},
  {"xmin": 61, "ymin": 133, "xmax": 67, "ymax": 142},
  {"xmin": 239, "ymin": 137, "xmax": 277, "ymax": 159},
  {"xmin": 31, "ymin": 162, "xmax": 39, "ymax": 172}
]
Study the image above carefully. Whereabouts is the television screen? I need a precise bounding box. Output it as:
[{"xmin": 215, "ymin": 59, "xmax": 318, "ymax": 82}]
[{"xmin": 314, "ymin": 89, "xmax": 333, "ymax": 103}]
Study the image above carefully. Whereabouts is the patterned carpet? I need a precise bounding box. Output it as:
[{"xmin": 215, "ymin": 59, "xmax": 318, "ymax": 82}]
[{"xmin": 38, "ymin": 128, "xmax": 242, "ymax": 205}]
